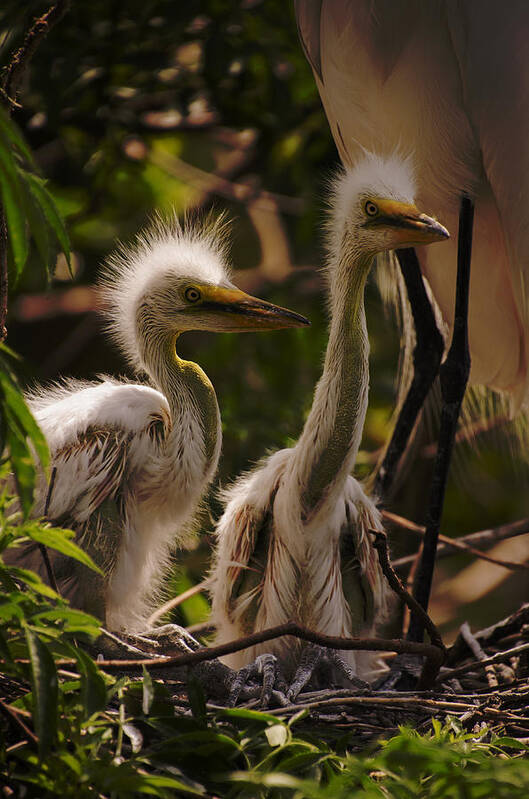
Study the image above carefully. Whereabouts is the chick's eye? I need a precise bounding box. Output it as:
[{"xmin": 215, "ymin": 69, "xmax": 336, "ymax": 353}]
[
  {"xmin": 365, "ymin": 201, "xmax": 378, "ymax": 217},
  {"xmin": 184, "ymin": 287, "xmax": 201, "ymax": 303}
]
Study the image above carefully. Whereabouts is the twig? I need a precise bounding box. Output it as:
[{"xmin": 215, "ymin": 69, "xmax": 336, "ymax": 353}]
[
  {"xmin": 38, "ymin": 467, "xmax": 59, "ymax": 594},
  {"xmin": 147, "ymin": 578, "xmax": 212, "ymax": 626},
  {"xmin": 0, "ymin": 698, "xmax": 38, "ymax": 747},
  {"xmin": 17, "ymin": 623, "xmax": 444, "ymax": 685},
  {"xmin": 2, "ymin": 0, "xmax": 71, "ymax": 103},
  {"xmin": 459, "ymin": 622, "xmax": 499, "ymax": 689},
  {"xmin": 449, "ymin": 603, "xmax": 529, "ymax": 660},
  {"xmin": 437, "ymin": 642, "xmax": 529, "ymax": 684},
  {"xmin": 386, "ymin": 511, "xmax": 529, "ymax": 571},
  {"xmin": 263, "ymin": 695, "xmax": 476, "ymax": 716},
  {"xmin": 0, "ymin": 0, "xmax": 71, "ymax": 337},
  {"xmin": 371, "ymin": 529, "xmax": 445, "ymax": 688}
]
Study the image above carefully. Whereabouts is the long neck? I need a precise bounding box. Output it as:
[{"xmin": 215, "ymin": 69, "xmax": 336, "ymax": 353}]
[
  {"xmin": 291, "ymin": 247, "xmax": 373, "ymax": 517},
  {"xmin": 138, "ymin": 322, "xmax": 221, "ymax": 478}
]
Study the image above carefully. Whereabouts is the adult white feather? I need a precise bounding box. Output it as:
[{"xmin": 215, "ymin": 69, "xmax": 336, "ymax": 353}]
[{"xmin": 295, "ymin": 0, "xmax": 529, "ymax": 419}]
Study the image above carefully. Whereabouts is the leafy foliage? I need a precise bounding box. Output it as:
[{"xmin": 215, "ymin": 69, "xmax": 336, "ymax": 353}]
[
  {"xmin": 0, "ymin": 344, "xmax": 49, "ymax": 516},
  {"xmin": 0, "ymin": 106, "xmax": 70, "ymax": 278}
]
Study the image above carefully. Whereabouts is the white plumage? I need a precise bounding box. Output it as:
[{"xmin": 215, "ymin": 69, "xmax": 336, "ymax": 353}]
[
  {"xmin": 210, "ymin": 156, "xmax": 449, "ymax": 683},
  {"xmin": 295, "ymin": 0, "xmax": 529, "ymax": 417},
  {"xmin": 8, "ymin": 215, "xmax": 309, "ymax": 633}
]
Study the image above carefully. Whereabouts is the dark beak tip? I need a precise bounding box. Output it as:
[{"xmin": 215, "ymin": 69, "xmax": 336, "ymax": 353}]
[{"xmin": 293, "ymin": 314, "xmax": 310, "ymax": 327}]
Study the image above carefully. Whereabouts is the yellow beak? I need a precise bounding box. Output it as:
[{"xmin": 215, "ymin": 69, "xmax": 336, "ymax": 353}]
[
  {"xmin": 371, "ymin": 199, "xmax": 450, "ymax": 247},
  {"xmin": 195, "ymin": 284, "xmax": 310, "ymax": 332}
]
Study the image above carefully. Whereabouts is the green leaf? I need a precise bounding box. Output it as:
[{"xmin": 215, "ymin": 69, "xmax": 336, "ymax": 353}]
[
  {"xmin": 20, "ymin": 176, "xmax": 51, "ymax": 270},
  {"xmin": 0, "ymin": 143, "xmax": 29, "ymax": 274},
  {"xmin": 3, "ymin": 565, "xmax": 59, "ymax": 599},
  {"xmin": 0, "ymin": 106, "xmax": 37, "ymax": 167},
  {"xmin": 26, "ymin": 526, "xmax": 102, "ymax": 574},
  {"xmin": 4, "ymin": 416, "xmax": 36, "ymax": 517},
  {"xmin": 75, "ymin": 647, "xmax": 108, "ymax": 717},
  {"xmin": 123, "ymin": 722, "xmax": 144, "ymax": 753},
  {"xmin": 265, "ymin": 723, "xmax": 289, "ymax": 747},
  {"xmin": 186, "ymin": 673, "xmax": 207, "ymax": 730},
  {"xmin": 142, "ymin": 664, "xmax": 154, "ymax": 715},
  {"xmin": 30, "ymin": 607, "xmax": 101, "ymax": 638},
  {"xmin": 24, "ymin": 624, "xmax": 58, "ymax": 758},
  {"xmin": 0, "ymin": 366, "xmax": 49, "ymax": 471},
  {"xmin": 218, "ymin": 706, "xmax": 280, "ymax": 725},
  {"xmin": 493, "ymin": 737, "xmax": 529, "ymax": 752},
  {"xmin": 23, "ymin": 172, "xmax": 71, "ymax": 270}
]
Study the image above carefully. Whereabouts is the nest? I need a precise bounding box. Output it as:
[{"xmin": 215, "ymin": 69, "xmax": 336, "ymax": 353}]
[{"xmin": 168, "ymin": 603, "xmax": 529, "ymax": 748}]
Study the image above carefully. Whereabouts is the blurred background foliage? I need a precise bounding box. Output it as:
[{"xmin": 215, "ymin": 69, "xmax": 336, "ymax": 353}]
[{"xmin": 0, "ymin": 0, "xmax": 527, "ymax": 641}]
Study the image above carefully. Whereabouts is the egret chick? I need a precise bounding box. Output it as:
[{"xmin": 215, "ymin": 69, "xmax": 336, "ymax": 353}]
[
  {"xmin": 9, "ymin": 214, "xmax": 309, "ymax": 636},
  {"xmin": 210, "ymin": 156, "xmax": 449, "ymax": 699}
]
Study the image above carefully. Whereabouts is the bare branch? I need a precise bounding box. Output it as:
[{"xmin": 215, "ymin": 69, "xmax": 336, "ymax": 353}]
[
  {"xmin": 0, "ymin": 698, "xmax": 38, "ymax": 747},
  {"xmin": 0, "ymin": 0, "xmax": 71, "ymax": 338},
  {"xmin": 459, "ymin": 621, "xmax": 498, "ymax": 689},
  {"xmin": 386, "ymin": 511, "xmax": 529, "ymax": 571},
  {"xmin": 371, "ymin": 530, "xmax": 445, "ymax": 687},
  {"xmin": 2, "ymin": 0, "xmax": 71, "ymax": 103},
  {"xmin": 265, "ymin": 694, "xmax": 477, "ymax": 716},
  {"xmin": 438, "ymin": 642, "xmax": 529, "ymax": 684},
  {"xmin": 373, "ymin": 530, "xmax": 444, "ymax": 648},
  {"xmin": 58, "ymin": 622, "xmax": 445, "ymax": 690}
]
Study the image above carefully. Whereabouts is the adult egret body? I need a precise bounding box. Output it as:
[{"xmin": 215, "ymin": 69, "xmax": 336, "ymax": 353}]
[
  {"xmin": 8, "ymin": 215, "xmax": 309, "ymax": 635},
  {"xmin": 294, "ymin": 0, "xmax": 527, "ymax": 638},
  {"xmin": 210, "ymin": 156, "xmax": 449, "ymax": 698}
]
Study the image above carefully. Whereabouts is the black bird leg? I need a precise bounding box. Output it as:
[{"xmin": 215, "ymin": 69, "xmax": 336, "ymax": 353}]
[
  {"xmin": 407, "ymin": 196, "xmax": 474, "ymax": 643},
  {"xmin": 374, "ymin": 248, "xmax": 444, "ymax": 498},
  {"xmin": 287, "ymin": 645, "xmax": 369, "ymax": 702}
]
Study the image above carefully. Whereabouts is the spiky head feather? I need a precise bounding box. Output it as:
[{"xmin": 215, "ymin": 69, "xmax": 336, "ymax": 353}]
[
  {"xmin": 98, "ymin": 212, "xmax": 231, "ymax": 371},
  {"xmin": 328, "ymin": 151, "xmax": 416, "ymax": 240}
]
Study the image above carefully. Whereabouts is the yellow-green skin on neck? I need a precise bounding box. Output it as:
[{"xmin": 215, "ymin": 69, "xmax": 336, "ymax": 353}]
[
  {"xmin": 300, "ymin": 253, "xmax": 372, "ymax": 517},
  {"xmin": 175, "ymin": 354, "xmax": 220, "ymax": 471}
]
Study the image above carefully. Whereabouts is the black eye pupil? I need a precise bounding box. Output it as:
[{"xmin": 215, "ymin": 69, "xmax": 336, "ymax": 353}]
[
  {"xmin": 185, "ymin": 288, "xmax": 200, "ymax": 302},
  {"xmin": 365, "ymin": 202, "xmax": 378, "ymax": 216}
]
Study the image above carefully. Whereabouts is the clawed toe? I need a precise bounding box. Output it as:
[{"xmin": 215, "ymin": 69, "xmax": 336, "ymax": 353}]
[
  {"xmin": 372, "ymin": 653, "xmax": 422, "ymax": 691},
  {"xmin": 129, "ymin": 623, "xmax": 202, "ymax": 654},
  {"xmin": 287, "ymin": 645, "xmax": 370, "ymax": 702},
  {"xmin": 228, "ymin": 654, "xmax": 287, "ymax": 707}
]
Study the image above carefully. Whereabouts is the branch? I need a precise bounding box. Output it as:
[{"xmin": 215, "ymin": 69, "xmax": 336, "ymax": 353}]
[
  {"xmin": 2, "ymin": 0, "xmax": 71, "ymax": 104},
  {"xmin": 386, "ymin": 511, "xmax": 529, "ymax": 571},
  {"xmin": 372, "ymin": 529, "xmax": 444, "ymax": 651},
  {"xmin": 459, "ymin": 621, "xmax": 498, "ymax": 689},
  {"xmin": 65, "ymin": 623, "xmax": 445, "ymax": 692},
  {"xmin": 0, "ymin": 698, "xmax": 38, "ymax": 747},
  {"xmin": 0, "ymin": 0, "xmax": 71, "ymax": 338},
  {"xmin": 5, "ymin": 625, "xmax": 445, "ymax": 689},
  {"xmin": 371, "ymin": 530, "xmax": 446, "ymax": 687},
  {"xmin": 265, "ymin": 694, "xmax": 476, "ymax": 716},
  {"xmin": 437, "ymin": 642, "xmax": 529, "ymax": 684}
]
